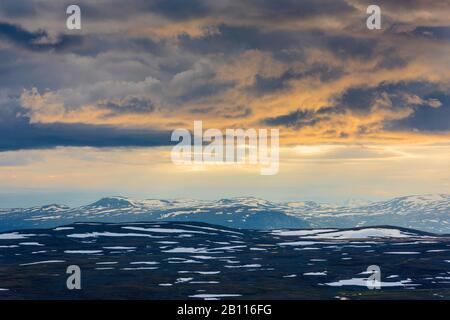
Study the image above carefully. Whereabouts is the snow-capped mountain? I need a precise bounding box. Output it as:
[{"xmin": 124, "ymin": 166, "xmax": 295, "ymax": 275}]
[
  {"xmin": 289, "ymin": 194, "xmax": 450, "ymax": 234},
  {"xmin": 0, "ymin": 194, "xmax": 448, "ymax": 233},
  {"xmin": 0, "ymin": 196, "xmax": 308, "ymax": 232}
]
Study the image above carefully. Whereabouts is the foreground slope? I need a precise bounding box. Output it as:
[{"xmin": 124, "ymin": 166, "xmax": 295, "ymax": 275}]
[{"xmin": 0, "ymin": 222, "xmax": 449, "ymax": 299}]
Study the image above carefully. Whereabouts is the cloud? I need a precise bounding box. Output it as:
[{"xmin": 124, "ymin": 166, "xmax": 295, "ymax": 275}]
[
  {"xmin": 0, "ymin": 1, "xmax": 40, "ymax": 18},
  {"xmin": 325, "ymin": 35, "xmax": 377, "ymax": 60},
  {"xmin": 262, "ymin": 109, "xmax": 322, "ymax": 128},
  {"xmin": 243, "ymin": 0, "xmax": 355, "ymax": 21},
  {"xmin": 149, "ymin": 0, "xmax": 210, "ymax": 21},
  {"xmin": 178, "ymin": 24, "xmax": 302, "ymax": 55},
  {"xmin": 387, "ymin": 92, "xmax": 450, "ymax": 132},
  {"xmin": 0, "ymin": 1, "xmax": 448, "ymax": 149},
  {"xmin": 0, "ymin": 116, "xmax": 172, "ymax": 152},
  {"xmin": 410, "ymin": 26, "xmax": 450, "ymax": 41},
  {"xmin": 250, "ymin": 64, "xmax": 343, "ymax": 96},
  {"xmin": 259, "ymin": 80, "xmax": 449, "ymax": 140},
  {"xmin": 96, "ymin": 96, "xmax": 155, "ymax": 116},
  {"xmin": 167, "ymin": 60, "xmax": 236, "ymax": 103},
  {"xmin": 0, "ymin": 21, "xmax": 82, "ymax": 52},
  {"xmin": 191, "ymin": 105, "xmax": 252, "ymax": 119},
  {"xmin": 0, "ymin": 98, "xmax": 171, "ymax": 152},
  {"xmin": 19, "ymin": 78, "xmax": 162, "ymax": 124}
]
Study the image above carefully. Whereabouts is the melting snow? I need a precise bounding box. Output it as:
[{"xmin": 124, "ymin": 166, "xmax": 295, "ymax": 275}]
[
  {"xmin": 278, "ymin": 241, "xmax": 316, "ymax": 246},
  {"xmin": 272, "ymin": 229, "xmax": 337, "ymax": 236},
  {"xmin": 0, "ymin": 232, "xmax": 35, "ymax": 240},
  {"xmin": 122, "ymin": 267, "xmax": 158, "ymax": 271},
  {"xmin": 325, "ymin": 278, "xmax": 419, "ymax": 287},
  {"xmin": 67, "ymin": 232, "xmax": 163, "ymax": 239},
  {"xmin": 64, "ymin": 250, "xmax": 103, "ymax": 254},
  {"xmin": 163, "ymin": 247, "xmax": 208, "ymax": 254},
  {"xmin": 19, "ymin": 242, "xmax": 44, "ymax": 246},
  {"xmin": 305, "ymin": 228, "xmax": 415, "ymax": 239},
  {"xmin": 20, "ymin": 260, "xmax": 65, "ymax": 266},
  {"xmin": 189, "ymin": 294, "xmax": 242, "ymax": 299},
  {"xmin": 384, "ymin": 252, "xmax": 420, "ymax": 255},
  {"xmin": 304, "ymin": 271, "xmax": 327, "ymax": 276},
  {"xmin": 122, "ymin": 226, "xmax": 207, "ymax": 234}
]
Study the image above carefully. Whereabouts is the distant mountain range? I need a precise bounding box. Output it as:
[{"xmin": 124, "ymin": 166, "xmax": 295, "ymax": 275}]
[{"xmin": 0, "ymin": 194, "xmax": 449, "ymax": 233}]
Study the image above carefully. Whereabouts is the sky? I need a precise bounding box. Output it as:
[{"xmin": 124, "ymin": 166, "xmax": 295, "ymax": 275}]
[{"xmin": 0, "ymin": 0, "xmax": 449, "ymax": 207}]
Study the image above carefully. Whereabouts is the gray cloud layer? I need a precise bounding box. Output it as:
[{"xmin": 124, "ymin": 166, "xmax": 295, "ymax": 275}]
[{"xmin": 0, "ymin": 0, "xmax": 449, "ymax": 151}]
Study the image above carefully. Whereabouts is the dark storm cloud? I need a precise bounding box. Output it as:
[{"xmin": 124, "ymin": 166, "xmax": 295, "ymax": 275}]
[
  {"xmin": 387, "ymin": 92, "xmax": 450, "ymax": 132},
  {"xmin": 0, "ymin": 22, "xmax": 46, "ymax": 46},
  {"xmin": 0, "ymin": 104, "xmax": 171, "ymax": 152},
  {"xmin": 325, "ymin": 35, "xmax": 376, "ymax": 60},
  {"xmin": 250, "ymin": 64, "xmax": 343, "ymax": 95},
  {"xmin": 190, "ymin": 105, "xmax": 252, "ymax": 119},
  {"xmin": 262, "ymin": 109, "xmax": 323, "ymax": 129},
  {"xmin": 176, "ymin": 80, "xmax": 235, "ymax": 102},
  {"xmin": 252, "ymin": 73, "xmax": 290, "ymax": 95},
  {"xmin": 0, "ymin": 20, "xmax": 167, "ymax": 57},
  {"xmin": 375, "ymin": 48, "xmax": 408, "ymax": 70},
  {"xmin": 0, "ymin": 0, "xmax": 40, "ymax": 18},
  {"xmin": 232, "ymin": 0, "xmax": 355, "ymax": 21},
  {"xmin": 0, "ymin": 122, "xmax": 172, "ymax": 151},
  {"xmin": 178, "ymin": 25, "xmax": 302, "ymax": 54},
  {"xmin": 332, "ymin": 81, "xmax": 441, "ymax": 115},
  {"xmin": 410, "ymin": 26, "xmax": 450, "ymax": 41},
  {"xmin": 334, "ymin": 86, "xmax": 380, "ymax": 114},
  {"xmin": 168, "ymin": 61, "xmax": 236, "ymax": 103},
  {"xmin": 260, "ymin": 81, "xmax": 447, "ymax": 131},
  {"xmin": 149, "ymin": 0, "xmax": 210, "ymax": 20},
  {"xmin": 1, "ymin": 0, "xmax": 356, "ymax": 23},
  {"xmin": 97, "ymin": 97, "xmax": 155, "ymax": 116},
  {"xmin": 358, "ymin": 0, "xmax": 450, "ymax": 11},
  {"xmin": 0, "ymin": 21, "xmax": 82, "ymax": 52},
  {"xmin": 178, "ymin": 25, "xmax": 385, "ymax": 65},
  {"xmin": 0, "ymin": 49, "xmax": 92, "ymax": 91},
  {"xmin": 66, "ymin": 0, "xmax": 354, "ymax": 23},
  {"xmin": 262, "ymin": 83, "xmax": 404, "ymax": 128},
  {"xmin": 76, "ymin": 0, "xmax": 211, "ymax": 21}
]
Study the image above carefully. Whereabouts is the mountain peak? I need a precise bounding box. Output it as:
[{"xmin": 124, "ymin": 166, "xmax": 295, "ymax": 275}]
[
  {"xmin": 398, "ymin": 194, "xmax": 449, "ymax": 203},
  {"xmin": 218, "ymin": 197, "xmax": 273, "ymax": 207},
  {"xmin": 27, "ymin": 204, "xmax": 70, "ymax": 213},
  {"xmin": 88, "ymin": 196, "xmax": 137, "ymax": 208}
]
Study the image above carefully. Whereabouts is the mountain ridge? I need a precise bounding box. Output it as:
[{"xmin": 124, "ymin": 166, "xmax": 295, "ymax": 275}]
[{"xmin": 0, "ymin": 194, "xmax": 448, "ymax": 233}]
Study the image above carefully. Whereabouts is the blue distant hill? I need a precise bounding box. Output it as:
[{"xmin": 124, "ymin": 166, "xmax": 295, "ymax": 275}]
[{"xmin": 0, "ymin": 194, "xmax": 449, "ymax": 233}]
